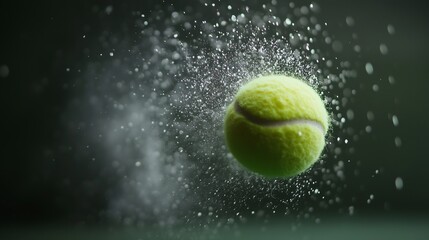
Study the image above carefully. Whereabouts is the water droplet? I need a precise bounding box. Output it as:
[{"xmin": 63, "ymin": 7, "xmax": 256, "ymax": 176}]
[
  {"xmin": 345, "ymin": 16, "xmax": 355, "ymax": 26},
  {"xmin": 346, "ymin": 109, "xmax": 354, "ymax": 120},
  {"xmin": 365, "ymin": 125, "xmax": 372, "ymax": 133},
  {"xmin": 367, "ymin": 111, "xmax": 375, "ymax": 121},
  {"xmin": 348, "ymin": 206, "xmax": 354, "ymax": 215},
  {"xmin": 387, "ymin": 24, "xmax": 395, "ymax": 35},
  {"xmin": 394, "ymin": 137, "xmax": 402, "ymax": 147},
  {"xmin": 365, "ymin": 62, "xmax": 374, "ymax": 75},
  {"xmin": 300, "ymin": 6, "xmax": 309, "ymax": 15},
  {"xmin": 379, "ymin": 44, "xmax": 389, "ymax": 55},
  {"xmin": 395, "ymin": 177, "xmax": 403, "ymax": 190},
  {"xmin": 354, "ymin": 45, "xmax": 361, "ymax": 53},
  {"xmin": 105, "ymin": 5, "xmax": 113, "ymax": 15},
  {"xmin": 392, "ymin": 115, "xmax": 399, "ymax": 126}
]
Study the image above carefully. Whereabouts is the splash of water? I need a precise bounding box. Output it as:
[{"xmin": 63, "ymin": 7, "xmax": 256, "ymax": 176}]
[{"xmin": 61, "ymin": 1, "xmax": 398, "ymax": 230}]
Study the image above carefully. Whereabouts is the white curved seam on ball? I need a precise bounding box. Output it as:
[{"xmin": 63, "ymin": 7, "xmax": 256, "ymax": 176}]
[{"xmin": 234, "ymin": 101, "xmax": 325, "ymax": 133}]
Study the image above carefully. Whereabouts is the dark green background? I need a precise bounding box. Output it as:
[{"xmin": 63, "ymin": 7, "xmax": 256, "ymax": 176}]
[{"xmin": 0, "ymin": 0, "xmax": 428, "ymax": 238}]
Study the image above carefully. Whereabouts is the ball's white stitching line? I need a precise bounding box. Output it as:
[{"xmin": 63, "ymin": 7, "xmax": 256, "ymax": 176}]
[{"xmin": 234, "ymin": 100, "xmax": 325, "ymax": 133}]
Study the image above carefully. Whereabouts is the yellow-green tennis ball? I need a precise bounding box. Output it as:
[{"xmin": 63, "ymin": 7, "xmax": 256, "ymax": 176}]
[{"xmin": 224, "ymin": 74, "xmax": 329, "ymax": 177}]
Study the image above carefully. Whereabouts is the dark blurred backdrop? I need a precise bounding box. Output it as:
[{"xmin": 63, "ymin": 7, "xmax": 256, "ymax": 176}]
[{"xmin": 1, "ymin": 0, "xmax": 428, "ymax": 226}]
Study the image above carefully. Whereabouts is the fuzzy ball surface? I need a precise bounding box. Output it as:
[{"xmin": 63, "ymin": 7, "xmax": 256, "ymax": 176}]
[{"xmin": 224, "ymin": 75, "xmax": 329, "ymax": 177}]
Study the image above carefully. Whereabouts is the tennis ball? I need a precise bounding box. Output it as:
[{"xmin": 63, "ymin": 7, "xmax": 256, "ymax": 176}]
[{"xmin": 224, "ymin": 74, "xmax": 329, "ymax": 177}]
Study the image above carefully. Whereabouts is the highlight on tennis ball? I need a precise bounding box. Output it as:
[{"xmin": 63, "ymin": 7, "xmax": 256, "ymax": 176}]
[{"xmin": 224, "ymin": 74, "xmax": 329, "ymax": 177}]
